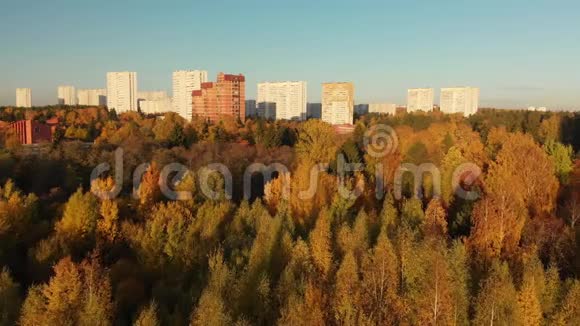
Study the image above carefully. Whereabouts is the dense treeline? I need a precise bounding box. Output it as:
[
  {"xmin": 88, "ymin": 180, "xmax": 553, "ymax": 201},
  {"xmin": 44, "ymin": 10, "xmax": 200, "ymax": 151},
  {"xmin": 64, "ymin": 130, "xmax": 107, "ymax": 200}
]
[{"xmin": 0, "ymin": 106, "xmax": 579, "ymax": 325}]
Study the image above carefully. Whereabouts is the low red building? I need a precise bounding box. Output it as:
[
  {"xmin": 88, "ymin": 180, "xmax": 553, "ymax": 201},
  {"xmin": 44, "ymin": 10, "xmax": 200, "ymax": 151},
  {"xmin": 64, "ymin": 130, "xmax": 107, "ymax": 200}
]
[{"xmin": 9, "ymin": 119, "xmax": 58, "ymax": 145}]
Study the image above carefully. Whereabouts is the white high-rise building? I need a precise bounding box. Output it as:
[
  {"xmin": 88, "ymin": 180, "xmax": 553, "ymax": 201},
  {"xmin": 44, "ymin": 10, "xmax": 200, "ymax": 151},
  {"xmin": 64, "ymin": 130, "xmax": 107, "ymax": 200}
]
[
  {"xmin": 140, "ymin": 98, "xmax": 172, "ymax": 115},
  {"xmin": 78, "ymin": 89, "xmax": 107, "ymax": 106},
  {"xmin": 322, "ymin": 82, "xmax": 354, "ymax": 125},
  {"xmin": 369, "ymin": 103, "xmax": 397, "ymax": 115},
  {"xmin": 106, "ymin": 72, "xmax": 137, "ymax": 113},
  {"xmin": 137, "ymin": 91, "xmax": 171, "ymax": 115},
  {"xmin": 16, "ymin": 88, "xmax": 32, "ymax": 108},
  {"xmin": 137, "ymin": 91, "xmax": 168, "ymax": 102},
  {"xmin": 440, "ymin": 87, "xmax": 480, "ymax": 116},
  {"xmin": 172, "ymin": 70, "xmax": 208, "ymax": 120},
  {"xmin": 257, "ymin": 81, "xmax": 307, "ymax": 120},
  {"xmin": 57, "ymin": 85, "xmax": 76, "ymax": 105},
  {"xmin": 407, "ymin": 88, "xmax": 434, "ymax": 112}
]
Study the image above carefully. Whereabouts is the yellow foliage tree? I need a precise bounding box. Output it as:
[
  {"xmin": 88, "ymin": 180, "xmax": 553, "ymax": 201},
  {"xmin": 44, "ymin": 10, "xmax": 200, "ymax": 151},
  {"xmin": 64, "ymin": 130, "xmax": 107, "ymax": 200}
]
[
  {"xmin": 19, "ymin": 256, "xmax": 113, "ymax": 326},
  {"xmin": 423, "ymin": 198, "xmax": 448, "ymax": 239},
  {"xmin": 134, "ymin": 301, "xmax": 159, "ymax": 326},
  {"xmin": 97, "ymin": 199, "xmax": 120, "ymax": 243},
  {"xmin": 138, "ymin": 163, "xmax": 161, "ymax": 208},
  {"xmin": 55, "ymin": 188, "xmax": 99, "ymax": 251},
  {"xmin": 309, "ymin": 210, "xmax": 333, "ymax": 281},
  {"xmin": 516, "ymin": 275, "xmax": 543, "ymax": 326}
]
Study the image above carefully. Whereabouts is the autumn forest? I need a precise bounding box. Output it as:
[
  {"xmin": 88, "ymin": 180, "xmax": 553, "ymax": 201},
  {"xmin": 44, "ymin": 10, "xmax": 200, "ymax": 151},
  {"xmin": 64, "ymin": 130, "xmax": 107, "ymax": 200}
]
[{"xmin": 0, "ymin": 106, "xmax": 579, "ymax": 325}]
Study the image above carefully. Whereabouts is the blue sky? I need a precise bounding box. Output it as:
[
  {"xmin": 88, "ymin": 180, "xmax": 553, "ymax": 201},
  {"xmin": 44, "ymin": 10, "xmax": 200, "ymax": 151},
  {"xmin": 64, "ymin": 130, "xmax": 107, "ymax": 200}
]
[{"xmin": 1, "ymin": 0, "xmax": 579, "ymax": 109}]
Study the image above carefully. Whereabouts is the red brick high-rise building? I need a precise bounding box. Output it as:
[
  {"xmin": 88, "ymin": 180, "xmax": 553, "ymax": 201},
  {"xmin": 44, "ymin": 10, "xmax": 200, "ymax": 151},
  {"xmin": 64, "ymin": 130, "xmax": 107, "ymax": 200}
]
[{"xmin": 192, "ymin": 73, "xmax": 245, "ymax": 122}]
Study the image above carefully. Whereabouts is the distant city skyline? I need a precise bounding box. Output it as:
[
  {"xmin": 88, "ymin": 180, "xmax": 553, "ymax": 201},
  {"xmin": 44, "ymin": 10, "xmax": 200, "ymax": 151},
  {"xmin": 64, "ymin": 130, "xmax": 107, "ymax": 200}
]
[{"xmin": 1, "ymin": 0, "xmax": 579, "ymax": 110}]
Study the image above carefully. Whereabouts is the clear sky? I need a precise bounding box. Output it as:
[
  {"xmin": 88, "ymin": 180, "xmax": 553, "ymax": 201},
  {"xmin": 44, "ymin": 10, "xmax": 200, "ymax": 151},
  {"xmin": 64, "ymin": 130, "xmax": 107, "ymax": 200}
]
[{"xmin": 1, "ymin": 0, "xmax": 579, "ymax": 109}]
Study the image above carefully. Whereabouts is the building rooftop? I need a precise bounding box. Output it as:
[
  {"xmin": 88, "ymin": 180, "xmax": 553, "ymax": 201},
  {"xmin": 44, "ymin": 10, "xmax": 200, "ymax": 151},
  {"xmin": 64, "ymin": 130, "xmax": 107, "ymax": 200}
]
[
  {"xmin": 221, "ymin": 74, "xmax": 245, "ymax": 82},
  {"xmin": 201, "ymin": 82, "xmax": 214, "ymax": 89}
]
